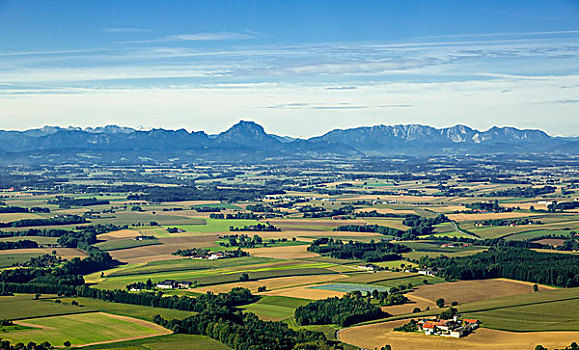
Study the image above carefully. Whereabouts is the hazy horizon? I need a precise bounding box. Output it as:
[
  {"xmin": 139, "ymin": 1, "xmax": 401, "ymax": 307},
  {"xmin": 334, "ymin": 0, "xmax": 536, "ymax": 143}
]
[{"xmin": 1, "ymin": 1, "xmax": 578, "ymax": 137}]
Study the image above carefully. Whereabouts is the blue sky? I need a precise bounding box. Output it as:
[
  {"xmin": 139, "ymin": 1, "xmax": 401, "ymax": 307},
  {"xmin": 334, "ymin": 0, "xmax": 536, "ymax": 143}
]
[{"xmin": 0, "ymin": 0, "xmax": 578, "ymax": 136}]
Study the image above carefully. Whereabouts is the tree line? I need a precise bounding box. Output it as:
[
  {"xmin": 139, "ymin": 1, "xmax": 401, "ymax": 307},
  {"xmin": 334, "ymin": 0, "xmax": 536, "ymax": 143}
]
[
  {"xmin": 420, "ymin": 247, "xmax": 579, "ymax": 287},
  {"xmin": 294, "ymin": 295, "xmax": 388, "ymax": 327},
  {"xmin": 308, "ymin": 238, "xmax": 410, "ymax": 262}
]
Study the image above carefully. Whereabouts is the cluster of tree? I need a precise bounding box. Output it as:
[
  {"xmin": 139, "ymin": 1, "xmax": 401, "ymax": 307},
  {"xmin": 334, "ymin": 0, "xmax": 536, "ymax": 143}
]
[
  {"xmin": 0, "ymin": 228, "xmax": 72, "ymax": 239},
  {"xmin": 229, "ymin": 223, "xmax": 281, "ymax": 232},
  {"xmin": 294, "ymin": 295, "xmax": 388, "ymax": 327},
  {"xmin": 547, "ymin": 201, "xmax": 579, "ymax": 212},
  {"xmin": 192, "ymin": 206, "xmax": 223, "ymax": 212},
  {"xmin": 245, "ymin": 204, "xmax": 274, "ymax": 212},
  {"xmin": 23, "ymin": 254, "xmax": 61, "ymax": 268},
  {"xmin": 420, "ymin": 247, "xmax": 579, "ymax": 287},
  {"xmin": 394, "ymin": 319, "xmax": 419, "ymax": 332},
  {"xmin": 172, "ymin": 248, "xmax": 209, "ymax": 257},
  {"xmin": 302, "ymin": 205, "xmax": 355, "ymax": 218},
  {"xmin": 487, "ymin": 186, "xmax": 556, "ymax": 198},
  {"xmin": 297, "ymin": 205, "xmax": 325, "ymax": 213},
  {"xmin": 334, "ymin": 224, "xmax": 403, "ymax": 236},
  {"xmin": 0, "ymin": 239, "xmax": 39, "ymax": 250},
  {"xmin": 535, "ymin": 342, "xmax": 578, "ymax": 350},
  {"xmin": 0, "ymin": 215, "xmax": 87, "ymax": 228},
  {"xmin": 355, "ymin": 210, "xmax": 401, "ymax": 218},
  {"xmin": 210, "ymin": 212, "xmax": 260, "ymax": 220},
  {"xmin": 402, "ymin": 214, "xmax": 450, "ymax": 237},
  {"xmin": 422, "ymin": 236, "xmax": 544, "ymax": 249},
  {"xmin": 346, "ymin": 289, "xmax": 409, "ymax": 307},
  {"xmin": 465, "ymin": 200, "xmax": 511, "ymax": 213},
  {"xmin": 475, "ymin": 218, "xmax": 541, "ymax": 226},
  {"xmin": 154, "ymin": 311, "xmax": 332, "ymax": 350},
  {"xmin": 307, "ymin": 238, "xmax": 410, "ymax": 262},
  {"xmin": 0, "ymin": 206, "xmax": 50, "ymax": 213},
  {"xmin": 561, "ymin": 235, "xmax": 579, "ymax": 252},
  {"xmin": 126, "ymin": 278, "xmax": 154, "ymax": 291},
  {"xmin": 47, "ymin": 196, "xmax": 110, "ymax": 208},
  {"xmin": 127, "ymin": 185, "xmax": 284, "ymax": 203},
  {"xmin": 0, "ymin": 340, "xmax": 55, "ymax": 350}
]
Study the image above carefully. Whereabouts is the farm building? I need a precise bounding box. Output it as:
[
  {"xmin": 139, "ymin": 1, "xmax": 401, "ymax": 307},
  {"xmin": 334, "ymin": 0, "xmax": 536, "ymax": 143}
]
[
  {"xmin": 156, "ymin": 280, "xmax": 192, "ymax": 289},
  {"xmin": 357, "ymin": 264, "xmax": 376, "ymax": 271},
  {"xmin": 417, "ymin": 317, "xmax": 479, "ymax": 338}
]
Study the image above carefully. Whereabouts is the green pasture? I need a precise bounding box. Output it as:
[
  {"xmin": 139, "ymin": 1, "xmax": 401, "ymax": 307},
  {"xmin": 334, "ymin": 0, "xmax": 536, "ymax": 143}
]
[
  {"xmin": 80, "ymin": 334, "xmax": 231, "ymax": 350},
  {"xmin": 0, "ymin": 236, "xmax": 59, "ymax": 245},
  {"xmin": 95, "ymin": 238, "xmax": 161, "ymax": 251},
  {"xmin": 241, "ymin": 296, "xmax": 310, "ymax": 321},
  {"xmin": 0, "ymin": 312, "xmax": 164, "ymax": 347},
  {"xmin": 175, "ymin": 218, "xmax": 260, "ymax": 233},
  {"xmin": 0, "ymin": 294, "xmax": 91, "ymax": 320},
  {"xmin": 0, "ymin": 252, "xmax": 44, "ymax": 268}
]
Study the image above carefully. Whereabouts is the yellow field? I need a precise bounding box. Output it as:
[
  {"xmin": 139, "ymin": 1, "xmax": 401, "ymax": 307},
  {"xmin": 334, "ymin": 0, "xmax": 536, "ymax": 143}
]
[
  {"xmin": 246, "ymin": 245, "xmax": 318, "ymax": 259},
  {"xmin": 448, "ymin": 212, "xmax": 544, "ymax": 222},
  {"xmin": 259, "ymin": 285, "xmax": 346, "ymax": 300},
  {"xmin": 381, "ymin": 294, "xmax": 436, "ymax": 316},
  {"xmin": 339, "ymin": 319, "xmax": 579, "ymax": 350},
  {"xmin": 0, "ymin": 213, "xmax": 45, "ymax": 222},
  {"xmin": 194, "ymin": 274, "xmax": 346, "ymax": 294}
]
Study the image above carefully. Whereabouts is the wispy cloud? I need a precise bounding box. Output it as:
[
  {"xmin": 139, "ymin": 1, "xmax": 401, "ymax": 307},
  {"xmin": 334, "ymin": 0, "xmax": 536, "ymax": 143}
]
[
  {"xmin": 122, "ymin": 31, "xmax": 255, "ymax": 44},
  {"xmin": 0, "ymin": 49, "xmax": 98, "ymax": 57}
]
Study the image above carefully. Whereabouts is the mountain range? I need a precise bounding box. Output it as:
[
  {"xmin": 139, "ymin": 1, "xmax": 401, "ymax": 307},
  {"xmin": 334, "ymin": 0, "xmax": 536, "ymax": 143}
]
[{"xmin": 0, "ymin": 121, "xmax": 577, "ymax": 164}]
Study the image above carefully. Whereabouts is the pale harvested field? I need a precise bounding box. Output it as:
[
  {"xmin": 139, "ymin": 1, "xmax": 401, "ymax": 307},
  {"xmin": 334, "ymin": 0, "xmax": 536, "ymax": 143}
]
[
  {"xmin": 195, "ymin": 274, "xmax": 346, "ymax": 294},
  {"xmin": 156, "ymin": 200, "xmax": 221, "ymax": 206},
  {"xmin": 0, "ymin": 248, "xmax": 87, "ymax": 259},
  {"xmin": 534, "ymin": 238, "xmax": 566, "ymax": 246},
  {"xmin": 355, "ymin": 208, "xmax": 416, "ymax": 215},
  {"xmin": 98, "ymin": 229, "xmax": 141, "ymax": 241},
  {"xmin": 448, "ymin": 212, "xmax": 542, "ymax": 222},
  {"xmin": 260, "ymin": 285, "xmax": 346, "ymax": 300},
  {"xmin": 339, "ymin": 319, "xmax": 579, "ymax": 350},
  {"xmin": 246, "ymin": 245, "xmax": 317, "ymax": 259},
  {"xmin": 428, "ymin": 205, "xmax": 466, "ymax": 213},
  {"xmin": 411, "ymin": 279, "xmax": 554, "ymax": 305}
]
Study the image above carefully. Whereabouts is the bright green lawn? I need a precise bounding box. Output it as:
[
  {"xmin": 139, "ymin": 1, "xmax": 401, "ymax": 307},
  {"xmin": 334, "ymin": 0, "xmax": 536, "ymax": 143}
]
[
  {"xmin": 176, "ymin": 219, "xmax": 260, "ymax": 233},
  {"xmin": 0, "ymin": 295, "xmax": 92, "ymax": 320},
  {"xmin": 241, "ymin": 296, "xmax": 310, "ymax": 321}
]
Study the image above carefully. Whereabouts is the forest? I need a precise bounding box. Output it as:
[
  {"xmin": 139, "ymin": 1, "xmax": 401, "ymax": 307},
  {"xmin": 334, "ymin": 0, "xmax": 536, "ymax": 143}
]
[
  {"xmin": 420, "ymin": 247, "xmax": 579, "ymax": 287},
  {"xmin": 294, "ymin": 295, "xmax": 388, "ymax": 327},
  {"xmin": 308, "ymin": 238, "xmax": 410, "ymax": 262}
]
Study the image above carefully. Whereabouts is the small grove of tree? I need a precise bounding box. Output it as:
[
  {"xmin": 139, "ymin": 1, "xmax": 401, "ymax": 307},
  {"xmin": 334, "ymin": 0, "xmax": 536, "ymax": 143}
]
[
  {"xmin": 229, "ymin": 223, "xmax": 280, "ymax": 232},
  {"xmin": 394, "ymin": 319, "xmax": 419, "ymax": 332},
  {"xmin": 0, "ymin": 340, "xmax": 54, "ymax": 350},
  {"xmin": 535, "ymin": 342, "xmax": 579, "ymax": 350},
  {"xmin": 294, "ymin": 295, "xmax": 389, "ymax": 327},
  {"xmin": 436, "ymin": 298, "xmax": 445, "ymax": 308},
  {"xmin": 307, "ymin": 238, "xmax": 410, "ymax": 262}
]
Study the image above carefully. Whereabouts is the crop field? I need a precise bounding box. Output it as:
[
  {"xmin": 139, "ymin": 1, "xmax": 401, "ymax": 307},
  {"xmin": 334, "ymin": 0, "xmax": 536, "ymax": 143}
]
[
  {"xmin": 310, "ymin": 283, "xmax": 391, "ymax": 293},
  {"xmin": 338, "ymin": 319, "xmax": 579, "ymax": 350},
  {"xmin": 409, "ymin": 279, "xmax": 554, "ymax": 305},
  {"xmin": 370, "ymin": 275, "xmax": 446, "ymax": 289},
  {"xmin": 0, "ymin": 295, "xmax": 92, "ymax": 320},
  {"xmin": 463, "ymin": 298, "xmax": 579, "ymax": 331},
  {"xmin": 80, "ymin": 334, "xmax": 232, "ymax": 350},
  {"xmin": 241, "ymin": 296, "xmax": 310, "ymax": 321},
  {"xmin": 260, "ymin": 285, "xmax": 346, "ymax": 300},
  {"xmin": 4, "ymin": 312, "xmax": 170, "ymax": 347},
  {"xmin": 175, "ymin": 219, "xmax": 261, "ymax": 233},
  {"xmin": 0, "ymin": 252, "xmax": 44, "ymax": 268},
  {"xmin": 0, "ymin": 236, "xmax": 59, "ymax": 245},
  {"xmin": 94, "ymin": 260, "xmax": 340, "ymax": 289},
  {"xmin": 0, "ymin": 247, "xmax": 87, "ymax": 260},
  {"xmin": 70, "ymin": 298, "xmax": 195, "ymax": 322},
  {"xmin": 195, "ymin": 273, "xmax": 347, "ymax": 294},
  {"xmin": 245, "ymin": 245, "xmax": 318, "ymax": 259},
  {"xmin": 95, "ymin": 238, "xmax": 162, "ymax": 251}
]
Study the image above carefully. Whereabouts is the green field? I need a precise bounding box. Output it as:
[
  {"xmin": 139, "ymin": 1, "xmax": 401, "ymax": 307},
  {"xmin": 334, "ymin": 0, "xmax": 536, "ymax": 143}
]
[
  {"xmin": 241, "ymin": 296, "xmax": 310, "ymax": 321},
  {"xmin": 96, "ymin": 260, "xmax": 338, "ymax": 290},
  {"xmin": 71, "ymin": 298, "xmax": 195, "ymax": 322},
  {"xmin": 0, "ymin": 295, "xmax": 92, "ymax": 320},
  {"xmin": 1, "ymin": 312, "xmax": 166, "ymax": 347},
  {"xmin": 370, "ymin": 275, "xmax": 445, "ymax": 288},
  {"xmin": 0, "ymin": 236, "xmax": 59, "ymax": 245},
  {"xmin": 107, "ymin": 257, "xmax": 278, "ymax": 277},
  {"xmin": 80, "ymin": 334, "xmax": 231, "ymax": 350},
  {"xmin": 175, "ymin": 219, "xmax": 261, "ymax": 233},
  {"xmin": 0, "ymin": 252, "xmax": 44, "ymax": 268},
  {"xmin": 95, "ymin": 238, "xmax": 161, "ymax": 251}
]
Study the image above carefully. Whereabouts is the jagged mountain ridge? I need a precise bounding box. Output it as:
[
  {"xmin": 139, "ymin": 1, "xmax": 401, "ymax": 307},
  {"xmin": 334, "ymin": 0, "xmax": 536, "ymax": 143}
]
[{"xmin": 0, "ymin": 121, "xmax": 572, "ymax": 163}]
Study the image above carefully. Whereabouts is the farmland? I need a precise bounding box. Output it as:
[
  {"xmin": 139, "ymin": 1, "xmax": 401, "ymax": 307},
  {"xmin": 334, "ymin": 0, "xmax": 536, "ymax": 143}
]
[{"xmin": 0, "ymin": 155, "xmax": 578, "ymax": 349}]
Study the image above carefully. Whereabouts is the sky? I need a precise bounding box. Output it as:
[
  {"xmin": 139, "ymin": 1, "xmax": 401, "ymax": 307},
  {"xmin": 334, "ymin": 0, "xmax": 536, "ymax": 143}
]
[{"xmin": 0, "ymin": 0, "xmax": 578, "ymax": 137}]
